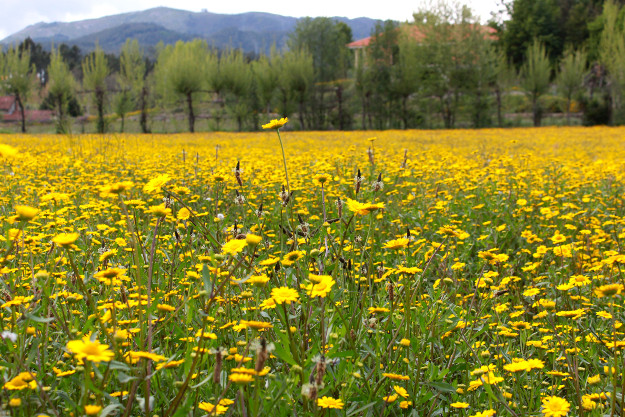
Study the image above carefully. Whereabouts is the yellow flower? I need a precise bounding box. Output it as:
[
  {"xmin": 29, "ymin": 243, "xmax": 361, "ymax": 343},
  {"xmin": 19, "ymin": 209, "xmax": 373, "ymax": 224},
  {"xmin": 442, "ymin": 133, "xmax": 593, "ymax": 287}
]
[
  {"xmin": 239, "ymin": 320, "xmax": 273, "ymax": 330},
  {"xmin": 229, "ymin": 373, "xmax": 254, "ymax": 384},
  {"xmin": 245, "ymin": 234, "xmax": 262, "ymax": 245},
  {"xmin": 248, "ymin": 275, "xmax": 270, "ymax": 286},
  {"xmin": 222, "ymin": 239, "xmax": 247, "ymax": 256},
  {"xmin": 0, "ymin": 144, "xmax": 18, "ymax": 158},
  {"xmin": 595, "ymin": 283, "xmax": 624, "ymax": 298},
  {"xmin": 262, "ymin": 117, "xmax": 288, "ymax": 129},
  {"xmin": 382, "ymin": 372, "xmax": 410, "ymax": 380},
  {"xmin": 304, "ymin": 274, "xmax": 335, "ymax": 298},
  {"xmin": 9, "ymin": 398, "xmax": 21, "ymax": 407},
  {"xmin": 125, "ymin": 351, "xmax": 168, "ymax": 363},
  {"xmin": 147, "ymin": 204, "xmax": 171, "ymax": 217},
  {"xmin": 177, "ymin": 207, "xmax": 191, "ymax": 220},
  {"xmin": 313, "ymin": 173, "xmax": 331, "ymax": 186},
  {"xmin": 383, "ymin": 394, "xmax": 398, "ymax": 402},
  {"xmin": 143, "ymin": 174, "xmax": 171, "ymax": 193},
  {"xmin": 451, "ymin": 402, "xmax": 470, "ymax": 408},
  {"xmin": 14, "ymin": 205, "xmax": 39, "ymax": 221},
  {"xmin": 84, "ymin": 405, "xmax": 102, "ymax": 416},
  {"xmin": 383, "ymin": 238, "xmax": 410, "ymax": 250},
  {"xmin": 99, "ymin": 181, "xmax": 133, "ymax": 196},
  {"xmin": 317, "ymin": 396, "xmax": 344, "ymax": 409},
  {"xmin": 399, "ymin": 338, "xmax": 411, "ymax": 346},
  {"xmin": 3, "ymin": 372, "xmax": 37, "ymax": 390},
  {"xmin": 270, "ymin": 287, "xmax": 299, "ymax": 304},
  {"xmin": 52, "ymin": 232, "xmax": 79, "ymax": 248},
  {"xmin": 541, "ymin": 395, "xmax": 570, "ymax": 417},
  {"xmin": 66, "ymin": 334, "xmax": 114, "ymax": 363},
  {"xmin": 282, "ymin": 250, "xmax": 305, "ymax": 266},
  {"xmin": 394, "ymin": 385, "xmax": 409, "ymax": 398},
  {"xmin": 198, "ymin": 402, "xmax": 228, "ymax": 415},
  {"xmin": 345, "ymin": 198, "xmax": 385, "ymax": 215}
]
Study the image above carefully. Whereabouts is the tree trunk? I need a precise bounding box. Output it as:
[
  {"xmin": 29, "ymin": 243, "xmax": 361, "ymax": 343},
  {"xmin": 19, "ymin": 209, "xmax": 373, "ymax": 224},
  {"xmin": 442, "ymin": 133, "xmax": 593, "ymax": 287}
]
[
  {"xmin": 186, "ymin": 92, "xmax": 195, "ymax": 133},
  {"xmin": 140, "ymin": 86, "xmax": 150, "ymax": 134},
  {"xmin": 532, "ymin": 96, "xmax": 542, "ymax": 127},
  {"xmin": 96, "ymin": 88, "xmax": 105, "ymax": 134},
  {"xmin": 56, "ymin": 94, "xmax": 66, "ymax": 134},
  {"xmin": 401, "ymin": 96, "xmax": 408, "ymax": 129},
  {"xmin": 566, "ymin": 95, "xmax": 571, "ymax": 126},
  {"xmin": 298, "ymin": 97, "xmax": 306, "ymax": 130},
  {"xmin": 16, "ymin": 94, "xmax": 26, "ymax": 133},
  {"xmin": 336, "ymin": 85, "xmax": 344, "ymax": 130},
  {"xmin": 495, "ymin": 88, "xmax": 503, "ymax": 127}
]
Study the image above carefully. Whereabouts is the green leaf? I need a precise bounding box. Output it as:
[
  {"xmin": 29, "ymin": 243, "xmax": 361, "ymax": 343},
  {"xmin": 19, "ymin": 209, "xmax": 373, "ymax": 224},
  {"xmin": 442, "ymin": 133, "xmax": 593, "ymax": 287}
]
[
  {"xmin": 427, "ymin": 381, "xmax": 455, "ymax": 393},
  {"xmin": 100, "ymin": 404, "xmax": 122, "ymax": 417},
  {"xmin": 202, "ymin": 263, "xmax": 212, "ymax": 294},
  {"xmin": 347, "ymin": 401, "xmax": 377, "ymax": 416},
  {"xmin": 24, "ymin": 311, "xmax": 54, "ymax": 323},
  {"xmin": 116, "ymin": 372, "xmax": 137, "ymax": 384}
]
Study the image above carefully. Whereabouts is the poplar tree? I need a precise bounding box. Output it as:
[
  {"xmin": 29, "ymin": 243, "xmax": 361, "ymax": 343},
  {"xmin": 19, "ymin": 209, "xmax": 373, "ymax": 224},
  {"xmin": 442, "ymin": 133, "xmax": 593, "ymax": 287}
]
[
  {"xmin": 0, "ymin": 45, "xmax": 34, "ymax": 133},
  {"xmin": 82, "ymin": 45, "xmax": 110, "ymax": 133},
  {"xmin": 47, "ymin": 47, "xmax": 75, "ymax": 133}
]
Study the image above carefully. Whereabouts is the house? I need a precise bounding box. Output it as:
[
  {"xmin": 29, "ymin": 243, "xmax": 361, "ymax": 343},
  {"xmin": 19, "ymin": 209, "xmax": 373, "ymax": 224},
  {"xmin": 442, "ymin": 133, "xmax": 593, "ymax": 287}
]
[
  {"xmin": 0, "ymin": 95, "xmax": 54, "ymax": 124},
  {"xmin": 0, "ymin": 96, "xmax": 17, "ymax": 116},
  {"xmin": 347, "ymin": 24, "xmax": 497, "ymax": 68}
]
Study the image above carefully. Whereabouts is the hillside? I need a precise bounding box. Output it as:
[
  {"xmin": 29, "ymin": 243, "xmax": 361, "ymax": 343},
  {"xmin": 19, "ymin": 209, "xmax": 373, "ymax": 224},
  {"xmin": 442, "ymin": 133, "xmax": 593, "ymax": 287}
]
[{"xmin": 1, "ymin": 7, "xmax": 379, "ymax": 54}]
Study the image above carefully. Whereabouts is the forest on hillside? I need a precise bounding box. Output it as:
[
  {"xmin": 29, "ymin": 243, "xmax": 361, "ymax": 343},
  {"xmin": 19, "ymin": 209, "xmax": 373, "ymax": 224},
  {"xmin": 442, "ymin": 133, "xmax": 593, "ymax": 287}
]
[{"xmin": 1, "ymin": 0, "xmax": 625, "ymax": 133}]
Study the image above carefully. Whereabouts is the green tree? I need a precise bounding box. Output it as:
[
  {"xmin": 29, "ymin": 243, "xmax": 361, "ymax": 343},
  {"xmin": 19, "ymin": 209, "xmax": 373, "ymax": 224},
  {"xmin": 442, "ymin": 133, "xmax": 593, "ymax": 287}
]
[
  {"xmin": 117, "ymin": 39, "xmax": 147, "ymax": 133},
  {"xmin": 205, "ymin": 50, "xmax": 226, "ymax": 130},
  {"xmin": 220, "ymin": 49, "xmax": 252, "ymax": 131},
  {"xmin": 47, "ymin": 47, "xmax": 76, "ymax": 133},
  {"xmin": 599, "ymin": 0, "xmax": 625, "ymax": 123},
  {"xmin": 520, "ymin": 39, "xmax": 552, "ymax": 126},
  {"xmin": 504, "ymin": 0, "xmax": 563, "ymax": 66},
  {"xmin": 493, "ymin": 51, "xmax": 516, "ymax": 127},
  {"xmin": 253, "ymin": 47, "xmax": 279, "ymax": 116},
  {"xmin": 0, "ymin": 44, "xmax": 35, "ymax": 133},
  {"xmin": 288, "ymin": 17, "xmax": 352, "ymax": 128},
  {"xmin": 276, "ymin": 49, "xmax": 314, "ymax": 129},
  {"xmin": 557, "ymin": 46, "xmax": 587, "ymax": 124},
  {"xmin": 82, "ymin": 45, "xmax": 110, "ymax": 134},
  {"xmin": 409, "ymin": 3, "xmax": 493, "ymax": 128},
  {"xmin": 155, "ymin": 40, "xmax": 206, "ymax": 132}
]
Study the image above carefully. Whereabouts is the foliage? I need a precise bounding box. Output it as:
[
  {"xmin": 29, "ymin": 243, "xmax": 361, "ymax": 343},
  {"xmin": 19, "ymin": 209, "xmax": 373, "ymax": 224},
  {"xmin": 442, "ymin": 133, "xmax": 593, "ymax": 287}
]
[
  {"xmin": 0, "ymin": 44, "xmax": 35, "ymax": 133},
  {"xmin": 47, "ymin": 47, "xmax": 76, "ymax": 133},
  {"xmin": 557, "ymin": 46, "xmax": 587, "ymax": 124},
  {"xmin": 154, "ymin": 40, "xmax": 207, "ymax": 132},
  {"xmin": 520, "ymin": 39, "xmax": 552, "ymax": 126},
  {"xmin": 82, "ymin": 45, "xmax": 110, "ymax": 134}
]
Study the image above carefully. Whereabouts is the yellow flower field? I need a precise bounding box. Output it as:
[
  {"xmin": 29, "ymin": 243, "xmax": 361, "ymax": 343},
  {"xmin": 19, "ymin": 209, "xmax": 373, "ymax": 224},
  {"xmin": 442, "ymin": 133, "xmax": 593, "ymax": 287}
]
[{"xmin": 1, "ymin": 126, "xmax": 625, "ymax": 416}]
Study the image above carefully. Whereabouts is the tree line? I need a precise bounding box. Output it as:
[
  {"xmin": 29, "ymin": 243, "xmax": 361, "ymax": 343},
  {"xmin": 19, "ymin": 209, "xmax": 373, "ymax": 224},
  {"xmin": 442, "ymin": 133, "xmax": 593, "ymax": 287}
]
[{"xmin": 1, "ymin": 0, "xmax": 625, "ymax": 133}]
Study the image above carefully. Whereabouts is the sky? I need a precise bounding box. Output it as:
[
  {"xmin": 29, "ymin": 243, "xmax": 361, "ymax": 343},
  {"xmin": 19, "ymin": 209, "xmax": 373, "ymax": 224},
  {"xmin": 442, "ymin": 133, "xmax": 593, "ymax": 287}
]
[{"xmin": 0, "ymin": 0, "xmax": 504, "ymax": 40}]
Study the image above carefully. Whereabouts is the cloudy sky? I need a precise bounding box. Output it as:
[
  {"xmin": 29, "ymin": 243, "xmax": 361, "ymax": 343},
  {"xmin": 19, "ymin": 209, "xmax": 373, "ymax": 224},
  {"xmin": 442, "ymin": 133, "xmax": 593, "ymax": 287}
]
[{"xmin": 1, "ymin": 0, "xmax": 504, "ymax": 40}]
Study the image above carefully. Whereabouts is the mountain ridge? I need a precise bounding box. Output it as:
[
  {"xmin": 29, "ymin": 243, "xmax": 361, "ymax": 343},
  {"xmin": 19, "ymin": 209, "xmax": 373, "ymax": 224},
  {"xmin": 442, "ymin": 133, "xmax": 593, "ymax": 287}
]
[{"xmin": 1, "ymin": 7, "xmax": 381, "ymax": 55}]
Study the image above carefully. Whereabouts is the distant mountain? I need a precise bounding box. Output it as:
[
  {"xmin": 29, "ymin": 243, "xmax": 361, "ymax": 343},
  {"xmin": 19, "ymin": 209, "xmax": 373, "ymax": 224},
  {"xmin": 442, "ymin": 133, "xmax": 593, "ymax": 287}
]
[{"xmin": 1, "ymin": 7, "xmax": 381, "ymax": 55}]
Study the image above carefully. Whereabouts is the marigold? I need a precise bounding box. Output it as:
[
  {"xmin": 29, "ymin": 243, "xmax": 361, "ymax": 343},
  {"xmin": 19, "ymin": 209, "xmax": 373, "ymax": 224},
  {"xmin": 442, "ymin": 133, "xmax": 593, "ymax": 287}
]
[
  {"xmin": 66, "ymin": 334, "xmax": 114, "ymax": 363},
  {"xmin": 383, "ymin": 238, "xmax": 410, "ymax": 250},
  {"xmin": 345, "ymin": 198, "xmax": 385, "ymax": 215},
  {"xmin": 262, "ymin": 117, "xmax": 288, "ymax": 129},
  {"xmin": 143, "ymin": 174, "xmax": 170, "ymax": 193},
  {"xmin": 15, "ymin": 205, "xmax": 39, "ymax": 221},
  {"xmin": 317, "ymin": 396, "xmax": 344, "ymax": 409},
  {"xmin": 222, "ymin": 239, "xmax": 247, "ymax": 255},
  {"xmin": 270, "ymin": 287, "xmax": 299, "ymax": 304},
  {"xmin": 541, "ymin": 395, "xmax": 570, "ymax": 417},
  {"xmin": 52, "ymin": 232, "xmax": 79, "ymax": 248}
]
